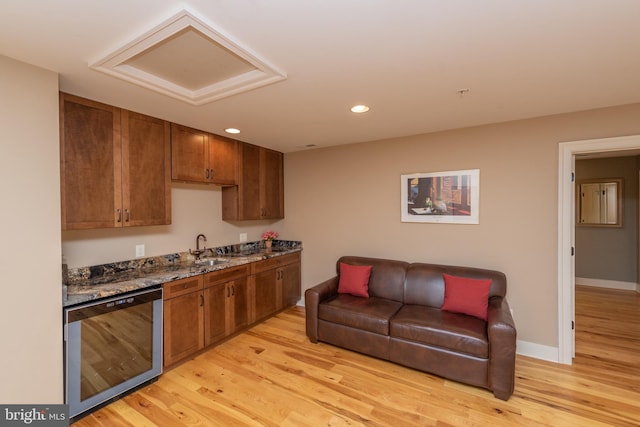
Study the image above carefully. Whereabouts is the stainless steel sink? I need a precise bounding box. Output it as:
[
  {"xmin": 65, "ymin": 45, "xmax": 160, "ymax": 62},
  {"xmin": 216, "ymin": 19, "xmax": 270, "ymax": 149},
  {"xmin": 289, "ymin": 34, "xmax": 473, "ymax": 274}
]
[{"xmin": 195, "ymin": 258, "xmax": 230, "ymax": 266}]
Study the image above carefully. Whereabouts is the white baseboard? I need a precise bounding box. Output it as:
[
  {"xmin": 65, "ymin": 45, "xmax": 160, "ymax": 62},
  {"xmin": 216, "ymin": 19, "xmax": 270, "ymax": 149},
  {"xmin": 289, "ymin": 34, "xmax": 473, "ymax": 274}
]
[
  {"xmin": 516, "ymin": 340, "xmax": 560, "ymax": 363},
  {"xmin": 575, "ymin": 277, "xmax": 638, "ymax": 292}
]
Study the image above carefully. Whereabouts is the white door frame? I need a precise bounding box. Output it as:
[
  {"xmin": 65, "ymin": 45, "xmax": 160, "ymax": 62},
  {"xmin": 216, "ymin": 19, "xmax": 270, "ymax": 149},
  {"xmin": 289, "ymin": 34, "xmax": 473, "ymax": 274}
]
[{"xmin": 557, "ymin": 134, "xmax": 640, "ymax": 364}]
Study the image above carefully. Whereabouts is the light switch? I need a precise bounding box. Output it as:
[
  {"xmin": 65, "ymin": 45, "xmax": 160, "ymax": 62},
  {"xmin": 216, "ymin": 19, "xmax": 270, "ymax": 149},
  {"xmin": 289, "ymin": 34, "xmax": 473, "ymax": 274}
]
[
  {"xmin": 136, "ymin": 244, "xmax": 145, "ymax": 257},
  {"xmin": 239, "ymin": 233, "xmax": 247, "ymax": 242}
]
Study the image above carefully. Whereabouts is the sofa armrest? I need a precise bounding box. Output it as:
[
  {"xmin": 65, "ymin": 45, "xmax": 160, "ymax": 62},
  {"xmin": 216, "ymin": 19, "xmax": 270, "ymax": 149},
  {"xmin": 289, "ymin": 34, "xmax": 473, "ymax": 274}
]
[
  {"xmin": 487, "ymin": 297, "xmax": 517, "ymax": 400},
  {"xmin": 305, "ymin": 276, "xmax": 339, "ymax": 342}
]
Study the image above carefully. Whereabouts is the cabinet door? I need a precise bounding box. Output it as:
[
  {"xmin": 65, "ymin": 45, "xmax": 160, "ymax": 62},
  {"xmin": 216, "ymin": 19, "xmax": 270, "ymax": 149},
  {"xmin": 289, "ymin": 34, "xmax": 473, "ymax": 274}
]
[
  {"xmin": 239, "ymin": 143, "xmax": 262, "ymax": 219},
  {"xmin": 209, "ymin": 135, "xmax": 237, "ymax": 185},
  {"xmin": 262, "ymin": 148, "xmax": 284, "ymax": 219},
  {"xmin": 171, "ymin": 124, "xmax": 208, "ymax": 183},
  {"xmin": 279, "ymin": 262, "xmax": 301, "ymax": 309},
  {"xmin": 221, "ymin": 142, "xmax": 284, "ymax": 221},
  {"xmin": 163, "ymin": 291, "xmax": 204, "ymax": 367},
  {"xmin": 252, "ymin": 269, "xmax": 279, "ymax": 322},
  {"xmin": 203, "ymin": 265, "xmax": 250, "ymax": 344},
  {"xmin": 122, "ymin": 111, "xmax": 171, "ymax": 226},
  {"xmin": 204, "ymin": 282, "xmax": 227, "ymax": 346},
  {"xmin": 230, "ymin": 277, "xmax": 249, "ymax": 332},
  {"xmin": 60, "ymin": 93, "xmax": 121, "ymax": 229}
]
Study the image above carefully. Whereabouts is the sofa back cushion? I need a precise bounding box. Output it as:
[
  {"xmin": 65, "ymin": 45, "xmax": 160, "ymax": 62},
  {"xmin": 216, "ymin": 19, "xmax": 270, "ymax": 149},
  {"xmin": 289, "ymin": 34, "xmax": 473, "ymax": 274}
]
[
  {"xmin": 337, "ymin": 256, "xmax": 408, "ymax": 303},
  {"xmin": 404, "ymin": 263, "xmax": 507, "ymax": 308}
]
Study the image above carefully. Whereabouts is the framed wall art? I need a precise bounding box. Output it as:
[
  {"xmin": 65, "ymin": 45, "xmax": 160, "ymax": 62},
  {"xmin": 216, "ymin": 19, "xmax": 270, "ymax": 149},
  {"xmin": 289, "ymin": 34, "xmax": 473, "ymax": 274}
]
[{"xmin": 401, "ymin": 169, "xmax": 479, "ymax": 224}]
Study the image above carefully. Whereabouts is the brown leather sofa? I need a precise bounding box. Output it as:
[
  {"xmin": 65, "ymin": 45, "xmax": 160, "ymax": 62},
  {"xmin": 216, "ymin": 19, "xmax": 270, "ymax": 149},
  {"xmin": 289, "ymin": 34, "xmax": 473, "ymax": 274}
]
[{"xmin": 305, "ymin": 256, "xmax": 517, "ymax": 400}]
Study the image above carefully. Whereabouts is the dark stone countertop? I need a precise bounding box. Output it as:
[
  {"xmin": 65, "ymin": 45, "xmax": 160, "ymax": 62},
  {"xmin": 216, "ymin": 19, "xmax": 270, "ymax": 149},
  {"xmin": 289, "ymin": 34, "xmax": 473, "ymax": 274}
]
[{"xmin": 64, "ymin": 242, "xmax": 301, "ymax": 308}]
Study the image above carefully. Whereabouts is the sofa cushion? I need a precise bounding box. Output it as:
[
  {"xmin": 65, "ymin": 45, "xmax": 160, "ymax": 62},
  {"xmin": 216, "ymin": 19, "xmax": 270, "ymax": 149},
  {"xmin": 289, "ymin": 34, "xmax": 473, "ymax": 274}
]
[
  {"xmin": 319, "ymin": 294, "xmax": 403, "ymax": 336},
  {"xmin": 337, "ymin": 256, "xmax": 408, "ymax": 302},
  {"xmin": 390, "ymin": 305, "xmax": 489, "ymax": 358},
  {"xmin": 338, "ymin": 263, "xmax": 372, "ymax": 297},
  {"xmin": 441, "ymin": 273, "xmax": 492, "ymax": 320},
  {"xmin": 404, "ymin": 263, "xmax": 507, "ymax": 308}
]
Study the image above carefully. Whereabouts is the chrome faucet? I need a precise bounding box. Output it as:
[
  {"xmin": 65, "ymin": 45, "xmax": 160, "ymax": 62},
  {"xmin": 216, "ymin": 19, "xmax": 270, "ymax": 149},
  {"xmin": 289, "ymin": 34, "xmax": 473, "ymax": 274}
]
[
  {"xmin": 196, "ymin": 234, "xmax": 207, "ymax": 252},
  {"xmin": 190, "ymin": 234, "xmax": 207, "ymax": 259}
]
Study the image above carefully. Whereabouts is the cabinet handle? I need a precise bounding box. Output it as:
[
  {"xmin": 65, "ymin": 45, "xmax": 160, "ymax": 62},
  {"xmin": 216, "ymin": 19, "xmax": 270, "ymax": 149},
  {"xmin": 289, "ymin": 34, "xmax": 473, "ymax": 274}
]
[
  {"xmin": 200, "ymin": 294, "xmax": 204, "ymax": 307},
  {"xmin": 116, "ymin": 209, "xmax": 122, "ymax": 223},
  {"xmin": 125, "ymin": 209, "xmax": 130, "ymax": 222},
  {"xmin": 227, "ymin": 286, "xmax": 230, "ymax": 298}
]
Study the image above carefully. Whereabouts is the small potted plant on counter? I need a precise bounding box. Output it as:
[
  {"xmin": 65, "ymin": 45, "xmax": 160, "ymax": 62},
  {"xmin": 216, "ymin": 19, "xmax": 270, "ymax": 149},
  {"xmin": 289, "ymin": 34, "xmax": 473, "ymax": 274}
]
[{"xmin": 262, "ymin": 230, "xmax": 279, "ymax": 250}]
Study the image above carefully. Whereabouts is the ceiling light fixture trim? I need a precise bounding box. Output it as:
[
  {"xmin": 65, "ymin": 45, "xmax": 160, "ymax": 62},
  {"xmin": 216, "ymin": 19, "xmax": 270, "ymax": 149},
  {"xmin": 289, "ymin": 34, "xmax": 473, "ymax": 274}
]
[{"xmin": 89, "ymin": 8, "xmax": 287, "ymax": 105}]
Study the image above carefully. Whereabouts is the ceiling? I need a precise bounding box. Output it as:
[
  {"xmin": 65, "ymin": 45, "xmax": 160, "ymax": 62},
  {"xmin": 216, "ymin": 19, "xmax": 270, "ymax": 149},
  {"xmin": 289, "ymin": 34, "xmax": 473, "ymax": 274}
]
[{"xmin": 2, "ymin": 1, "xmax": 640, "ymax": 153}]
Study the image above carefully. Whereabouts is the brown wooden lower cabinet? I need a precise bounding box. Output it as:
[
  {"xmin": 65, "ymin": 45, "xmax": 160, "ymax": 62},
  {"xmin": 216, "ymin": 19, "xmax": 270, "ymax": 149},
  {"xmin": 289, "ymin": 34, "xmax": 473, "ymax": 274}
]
[
  {"xmin": 250, "ymin": 252, "xmax": 301, "ymax": 323},
  {"xmin": 162, "ymin": 276, "xmax": 204, "ymax": 367},
  {"xmin": 280, "ymin": 261, "xmax": 302, "ymax": 308},
  {"xmin": 252, "ymin": 269, "xmax": 279, "ymax": 323},
  {"xmin": 203, "ymin": 265, "xmax": 250, "ymax": 346},
  {"xmin": 163, "ymin": 255, "xmax": 301, "ymax": 369}
]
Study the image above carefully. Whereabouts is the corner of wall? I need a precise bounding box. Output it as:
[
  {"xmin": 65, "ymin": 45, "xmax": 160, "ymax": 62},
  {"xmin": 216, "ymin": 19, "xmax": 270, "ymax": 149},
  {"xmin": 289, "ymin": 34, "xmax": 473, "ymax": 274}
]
[{"xmin": 516, "ymin": 340, "xmax": 561, "ymax": 364}]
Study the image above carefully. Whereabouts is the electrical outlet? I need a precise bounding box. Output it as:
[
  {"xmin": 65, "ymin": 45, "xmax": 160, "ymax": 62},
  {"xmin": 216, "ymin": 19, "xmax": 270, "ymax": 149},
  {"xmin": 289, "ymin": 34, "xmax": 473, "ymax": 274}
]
[
  {"xmin": 136, "ymin": 244, "xmax": 145, "ymax": 257},
  {"xmin": 239, "ymin": 233, "xmax": 247, "ymax": 242}
]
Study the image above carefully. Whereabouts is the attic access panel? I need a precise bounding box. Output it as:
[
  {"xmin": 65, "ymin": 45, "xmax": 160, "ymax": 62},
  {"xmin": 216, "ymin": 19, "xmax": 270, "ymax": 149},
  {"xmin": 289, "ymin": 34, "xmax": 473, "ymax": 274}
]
[{"xmin": 90, "ymin": 9, "xmax": 286, "ymax": 105}]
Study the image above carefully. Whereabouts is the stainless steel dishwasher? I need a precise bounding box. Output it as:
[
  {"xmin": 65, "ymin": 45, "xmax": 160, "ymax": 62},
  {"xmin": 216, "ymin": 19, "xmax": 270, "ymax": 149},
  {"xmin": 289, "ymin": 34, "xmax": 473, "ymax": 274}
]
[{"xmin": 64, "ymin": 286, "xmax": 163, "ymax": 420}]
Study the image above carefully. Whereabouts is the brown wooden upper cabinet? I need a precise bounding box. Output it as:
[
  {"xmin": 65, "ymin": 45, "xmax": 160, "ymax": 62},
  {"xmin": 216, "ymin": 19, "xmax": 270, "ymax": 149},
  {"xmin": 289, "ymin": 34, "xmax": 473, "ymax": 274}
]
[
  {"xmin": 171, "ymin": 123, "xmax": 237, "ymax": 185},
  {"xmin": 60, "ymin": 93, "xmax": 171, "ymax": 230},
  {"xmin": 222, "ymin": 142, "xmax": 284, "ymax": 220}
]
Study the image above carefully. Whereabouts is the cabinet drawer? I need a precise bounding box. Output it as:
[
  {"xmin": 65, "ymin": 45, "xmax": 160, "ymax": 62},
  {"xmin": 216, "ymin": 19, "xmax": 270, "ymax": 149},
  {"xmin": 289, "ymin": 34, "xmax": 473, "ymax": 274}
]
[
  {"xmin": 204, "ymin": 264, "xmax": 250, "ymax": 288},
  {"xmin": 251, "ymin": 252, "xmax": 300, "ymax": 274},
  {"xmin": 163, "ymin": 276, "xmax": 203, "ymax": 299}
]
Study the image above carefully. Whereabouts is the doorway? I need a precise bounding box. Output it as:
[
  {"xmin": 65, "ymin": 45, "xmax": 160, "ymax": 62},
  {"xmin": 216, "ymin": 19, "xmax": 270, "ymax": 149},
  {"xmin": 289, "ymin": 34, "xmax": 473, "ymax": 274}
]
[{"xmin": 558, "ymin": 134, "xmax": 640, "ymax": 364}]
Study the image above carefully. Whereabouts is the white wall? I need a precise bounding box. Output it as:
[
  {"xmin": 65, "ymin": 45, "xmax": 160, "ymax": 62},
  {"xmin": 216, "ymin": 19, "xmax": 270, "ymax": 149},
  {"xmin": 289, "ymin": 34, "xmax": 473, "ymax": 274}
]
[
  {"xmin": 62, "ymin": 183, "xmax": 284, "ymax": 268},
  {"xmin": 0, "ymin": 56, "xmax": 62, "ymax": 403},
  {"xmin": 282, "ymin": 102, "xmax": 640, "ymax": 356}
]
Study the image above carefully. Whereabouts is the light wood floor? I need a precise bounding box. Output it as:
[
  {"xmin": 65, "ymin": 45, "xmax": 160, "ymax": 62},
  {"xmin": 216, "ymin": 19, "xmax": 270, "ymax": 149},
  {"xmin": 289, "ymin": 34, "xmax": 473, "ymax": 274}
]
[{"xmin": 73, "ymin": 285, "xmax": 640, "ymax": 426}]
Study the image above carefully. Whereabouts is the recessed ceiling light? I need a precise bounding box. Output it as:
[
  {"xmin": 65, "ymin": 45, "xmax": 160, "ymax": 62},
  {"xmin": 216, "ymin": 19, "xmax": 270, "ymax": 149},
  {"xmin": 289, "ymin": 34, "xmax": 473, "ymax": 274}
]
[
  {"xmin": 350, "ymin": 105, "xmax": 370, "ymax": 113},
  {"xmin": 225, "ymin": 128, "xmax": 240, "ymax": 134}
]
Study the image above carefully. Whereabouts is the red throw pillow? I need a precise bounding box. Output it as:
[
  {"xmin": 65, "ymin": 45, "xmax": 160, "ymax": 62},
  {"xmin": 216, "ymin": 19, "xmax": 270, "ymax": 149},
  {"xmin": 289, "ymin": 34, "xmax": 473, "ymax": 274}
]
[
  {"xmin": 338, "ymin": 263, "xmax": 373, "ymax": 298},
  {"xmin": 441, "ymin": 273, "xmax": 492, "ymax": 320}
]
